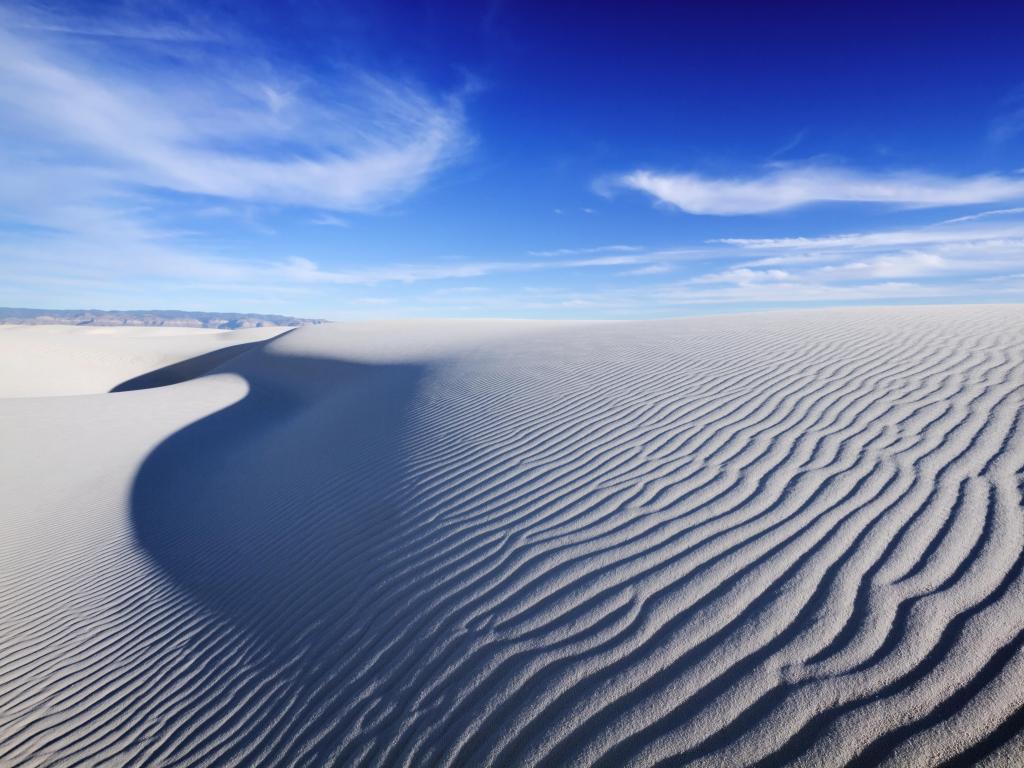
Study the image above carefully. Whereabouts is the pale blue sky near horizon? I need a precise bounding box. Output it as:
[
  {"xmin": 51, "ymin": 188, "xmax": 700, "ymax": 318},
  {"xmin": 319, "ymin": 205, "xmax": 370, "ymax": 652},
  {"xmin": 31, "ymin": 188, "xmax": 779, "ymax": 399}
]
[{"xmin": 2, "ymin": 0, "xmax": 1024, "ymax": 320}]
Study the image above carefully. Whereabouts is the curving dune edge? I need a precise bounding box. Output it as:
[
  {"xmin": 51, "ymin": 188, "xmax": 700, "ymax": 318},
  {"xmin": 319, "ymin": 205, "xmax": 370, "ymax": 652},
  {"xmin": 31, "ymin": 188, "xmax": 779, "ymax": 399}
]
[{"xmin": 1, "ymin": 306, "xmax": 1024, "ymax": 767}]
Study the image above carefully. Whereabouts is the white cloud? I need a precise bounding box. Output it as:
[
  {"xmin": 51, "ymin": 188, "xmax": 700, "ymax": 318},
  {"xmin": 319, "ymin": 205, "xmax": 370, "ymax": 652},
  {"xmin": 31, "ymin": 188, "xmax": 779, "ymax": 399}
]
[
  {"xmin": 527, "ymin": 244, "xmax": 641, "ymax": 257},
  {"xmin": 650, "ymin": 280, "xmax": 951, "ymax": 305},
  {"xmin": 691, "ymin": 267, "xmax": 791, "ymax": 285},
  {"xmin": 0, "ymin": 5, "xmax": 479, "ymax": 314},
  {"xmin": 4, "ymin": 6, "xmax": 1022, "ymax": 320},
  {"xmin": 310, "ymin": 214, "xmax": 351, "ymax": 228},
  {"xmin": 0, "ymin": 17, "xmax": 468, "ymax": 213},
  {"xmin": 622, "ymin": 263, "xmax": 673, "ymax": 276},
  {"xmin": 818, "ymin": 251, "xmax": 952, "ymax": 280},
  {"xmin": 990, "ymin": 86, "xmax": 1024, "ymax": 143},
  {"xmin": 940, "ymin": 207, "xmax": 1024, "ymax": 224},
  {"xmin": 6, "ymin": 1, "xmax": 225, "ymax": 43},
  {"xmin": 615, "ymin": 166, "xmax": 1024, "ymax": 215},
  {"xmin": 273, "ymin": 251, "xmax": 656, "ymax": 286},
  {"xmin": 716, "ymin": 216, "xmax": 1024, "ymax": 284},
  {"xmin": 420, "ymin": 279, "xmax": 974, "ymax": 318},
  {"xmin": 718, "ymin": 223, "xmax": 1024, "ymax": 251}
]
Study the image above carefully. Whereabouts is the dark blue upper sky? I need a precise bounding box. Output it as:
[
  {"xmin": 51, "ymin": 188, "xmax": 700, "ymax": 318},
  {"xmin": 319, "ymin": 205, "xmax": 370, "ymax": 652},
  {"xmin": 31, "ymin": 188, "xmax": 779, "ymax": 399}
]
[{"xmin": 2, "ymin": 0, "xmax": 1024, "ymax": 318}]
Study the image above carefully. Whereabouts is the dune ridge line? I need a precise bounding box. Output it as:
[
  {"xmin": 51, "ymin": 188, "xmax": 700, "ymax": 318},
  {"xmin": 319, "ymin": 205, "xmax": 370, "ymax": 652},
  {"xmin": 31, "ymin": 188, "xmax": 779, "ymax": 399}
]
[{"xmin": 1, "ymin": 306, "xmax": 1023, "ymax": 766}]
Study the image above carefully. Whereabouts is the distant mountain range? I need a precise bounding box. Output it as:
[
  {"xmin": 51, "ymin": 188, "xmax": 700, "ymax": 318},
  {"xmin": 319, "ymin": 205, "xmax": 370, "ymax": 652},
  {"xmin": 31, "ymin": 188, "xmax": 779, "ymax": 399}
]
[{"xmin": 0, "ymin": 307, "xmax": 325, "ymax": 329}]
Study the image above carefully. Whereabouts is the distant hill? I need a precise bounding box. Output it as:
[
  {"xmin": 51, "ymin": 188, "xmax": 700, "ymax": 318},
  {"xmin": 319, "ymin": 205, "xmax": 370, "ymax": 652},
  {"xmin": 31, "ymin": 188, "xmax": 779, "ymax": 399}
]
[{"xmin": 0, "ymin": 307, "xmax": 325, "ymax": 329}]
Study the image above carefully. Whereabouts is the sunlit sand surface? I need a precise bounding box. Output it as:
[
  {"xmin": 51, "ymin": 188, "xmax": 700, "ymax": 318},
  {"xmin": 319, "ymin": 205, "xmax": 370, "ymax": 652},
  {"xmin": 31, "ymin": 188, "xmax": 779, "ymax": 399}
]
[{"xmin": 2, "ymin": 306, "xmax": 1023, "ymax": 766}]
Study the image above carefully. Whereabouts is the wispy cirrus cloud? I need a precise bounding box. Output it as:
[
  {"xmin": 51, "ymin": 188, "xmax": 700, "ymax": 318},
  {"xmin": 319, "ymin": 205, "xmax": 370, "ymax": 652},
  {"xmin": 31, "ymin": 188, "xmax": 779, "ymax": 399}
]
[
  {"xmin": 0, "ymin": 228, "xmax": 666, "ymax": 307},
  {"xmin": 719, "ymin": 217, "xmax": 1024, "ymax": 282},
  {"xmin": 990, "ymin": 84, "xmax": 1024, "ymax": 144},
  {"xmin": 0, "ymin": 9, "xmax": 469, "ymax": 215},
  {"xmin": 527, "ymin": 244, "xmax": 641, "ymax": 257},
  {"xmin": 940, "ymin": 207, "xmax": 1024, "ymax": 224},
  {"xmin": 5, "ymin": 0, "xmax": 225, "ymax": 42},
  {"xmin": 717, "ymin": 222, "xmax": 1024, "ymax": 251},
  {"xmin": 611, "ymin": 166, "xmax": 1024, "ymax": 215},
  {"xmin": 621, "ymin": 263, "xmax": 673, "ymax": 276},
  {"xmin": 484, "ymin": 211, "xmax": 1024, "ymax": 317},
  {"xmin": 0, "ymin": 2, "xmax": 475, "ymax": 313},
  {"xmin": 274, "ymin": 251, "xmax": 660, "ymax": 286}
]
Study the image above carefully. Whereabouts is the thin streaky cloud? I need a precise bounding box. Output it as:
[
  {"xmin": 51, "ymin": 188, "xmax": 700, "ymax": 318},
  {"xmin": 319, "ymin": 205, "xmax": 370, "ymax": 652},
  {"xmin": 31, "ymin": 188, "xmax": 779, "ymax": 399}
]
[
  {"xmin": 766, "ymin": 129, "xmax": 808, "ymax": 160},
  {"xmin": 622, "ymin": 263, "xmax": 673, "ymax": 276},
  {"xmin": 990, "ymin": 104, "xmax": 1024, "ymax": 143},
  {"xmin": 615, "ymin": 166, "xmax": 1024, "ymax": 215},
  {"xmin": 527, "ymin": 245, "xmax": 642, "ymax": 257},
  {"xmin": 939, "ymin": 207, "xmax": 1024, "ymax": 224},
  {"xmin": 278, "ymin": 252, "xmax": 652, "ymax": 286},
  {"xmin": 310, "ymin": 214, "xmax": 351, "ymax": 227},
  {"xmin": 716, "ymin": 222, "xmax": 1024, "ymax": 250},
  {"xmin": 4, "ymin": 0, "xmax": 225, "ymax": 42}
]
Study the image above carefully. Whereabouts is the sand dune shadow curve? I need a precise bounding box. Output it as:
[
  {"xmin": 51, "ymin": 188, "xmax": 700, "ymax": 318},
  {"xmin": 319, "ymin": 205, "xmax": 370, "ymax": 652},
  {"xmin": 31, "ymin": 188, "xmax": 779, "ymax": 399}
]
[{"xmin": 130, "ymin": 344, "xmax": 428, "ymax": 670}]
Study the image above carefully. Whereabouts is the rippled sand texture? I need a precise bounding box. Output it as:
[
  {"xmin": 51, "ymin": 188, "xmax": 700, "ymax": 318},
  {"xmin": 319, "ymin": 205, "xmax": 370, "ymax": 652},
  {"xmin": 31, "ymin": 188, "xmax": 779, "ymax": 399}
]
[{"xmin": 2, "ymin": 306, "xmax": 1023, "ymax": 767}]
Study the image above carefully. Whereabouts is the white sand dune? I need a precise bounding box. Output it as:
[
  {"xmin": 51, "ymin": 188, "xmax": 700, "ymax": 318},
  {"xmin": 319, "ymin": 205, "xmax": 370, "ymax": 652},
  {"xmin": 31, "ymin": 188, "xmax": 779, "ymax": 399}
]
[
  {"xmin": 0, "ymin": 324, "xmax": 285, "ymax": 397},
  {"xmin": 1, "ymin": 306, "xmax": 1023, "ymax": 766}
]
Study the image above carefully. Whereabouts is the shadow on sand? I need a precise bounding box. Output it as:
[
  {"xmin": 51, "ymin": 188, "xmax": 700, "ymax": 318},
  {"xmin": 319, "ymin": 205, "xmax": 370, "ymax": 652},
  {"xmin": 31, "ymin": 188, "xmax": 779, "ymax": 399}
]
[
  {"xmin": 127, "ymin": 341, "xmax": 430, "ymax": 753},
  {"xmin": 111, "ymin": 337, "xmax": 279, "ymax": 393}
]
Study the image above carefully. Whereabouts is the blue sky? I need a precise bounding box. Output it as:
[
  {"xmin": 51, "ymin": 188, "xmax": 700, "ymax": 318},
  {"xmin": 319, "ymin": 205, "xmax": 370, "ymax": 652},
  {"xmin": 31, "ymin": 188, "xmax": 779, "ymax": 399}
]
[{"xmin": 2, "ymin": 0, "xmax": 1024, "ymax": 319}]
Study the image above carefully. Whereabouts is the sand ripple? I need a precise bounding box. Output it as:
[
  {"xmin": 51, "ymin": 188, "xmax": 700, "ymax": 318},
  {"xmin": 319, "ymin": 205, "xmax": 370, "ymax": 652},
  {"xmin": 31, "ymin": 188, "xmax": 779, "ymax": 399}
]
[{"xmin": 1, "ymin": 307, "xmax": 1023, "ymax": 766}]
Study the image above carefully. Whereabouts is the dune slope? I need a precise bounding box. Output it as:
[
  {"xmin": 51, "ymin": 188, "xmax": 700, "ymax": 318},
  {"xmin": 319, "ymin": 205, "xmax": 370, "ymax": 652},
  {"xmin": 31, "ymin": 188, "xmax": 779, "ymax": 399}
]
[
  {"xmin": 0, "ymin": 324, "xmax": 284, "ymax": 397},
  {"xmin": 1, "ymin": 307, "xmax": 1023, "ymax": 766}
]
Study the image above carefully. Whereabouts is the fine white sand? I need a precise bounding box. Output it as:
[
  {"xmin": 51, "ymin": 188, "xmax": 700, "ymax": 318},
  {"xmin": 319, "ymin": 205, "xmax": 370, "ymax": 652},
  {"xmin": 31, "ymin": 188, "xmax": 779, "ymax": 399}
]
[
  {"xmin": 0, "ymin": 324, "xmax": 285, "ymax": 397},
  {"xmin": 1, "ymin": 306, "xmax": 1023, "ymax": 766}
]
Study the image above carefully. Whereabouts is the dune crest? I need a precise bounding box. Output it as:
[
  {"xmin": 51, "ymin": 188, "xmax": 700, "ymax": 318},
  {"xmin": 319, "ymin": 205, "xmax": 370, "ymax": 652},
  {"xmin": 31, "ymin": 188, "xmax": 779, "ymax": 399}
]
[
  {"xmin": 0, "ymin": 325, "xmax": 284, "ymax": 397},
  {"xmin": 2, "ymin": 307, "xmax": 1023, "ymax": 766}
]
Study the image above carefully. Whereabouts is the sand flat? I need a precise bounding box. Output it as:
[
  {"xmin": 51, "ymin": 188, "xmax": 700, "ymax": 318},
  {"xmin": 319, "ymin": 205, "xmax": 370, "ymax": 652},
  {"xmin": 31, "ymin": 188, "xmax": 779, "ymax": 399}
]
[{"xmin": 1, "ymin": 306, "xmax": 1023, "ymax": 766}]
